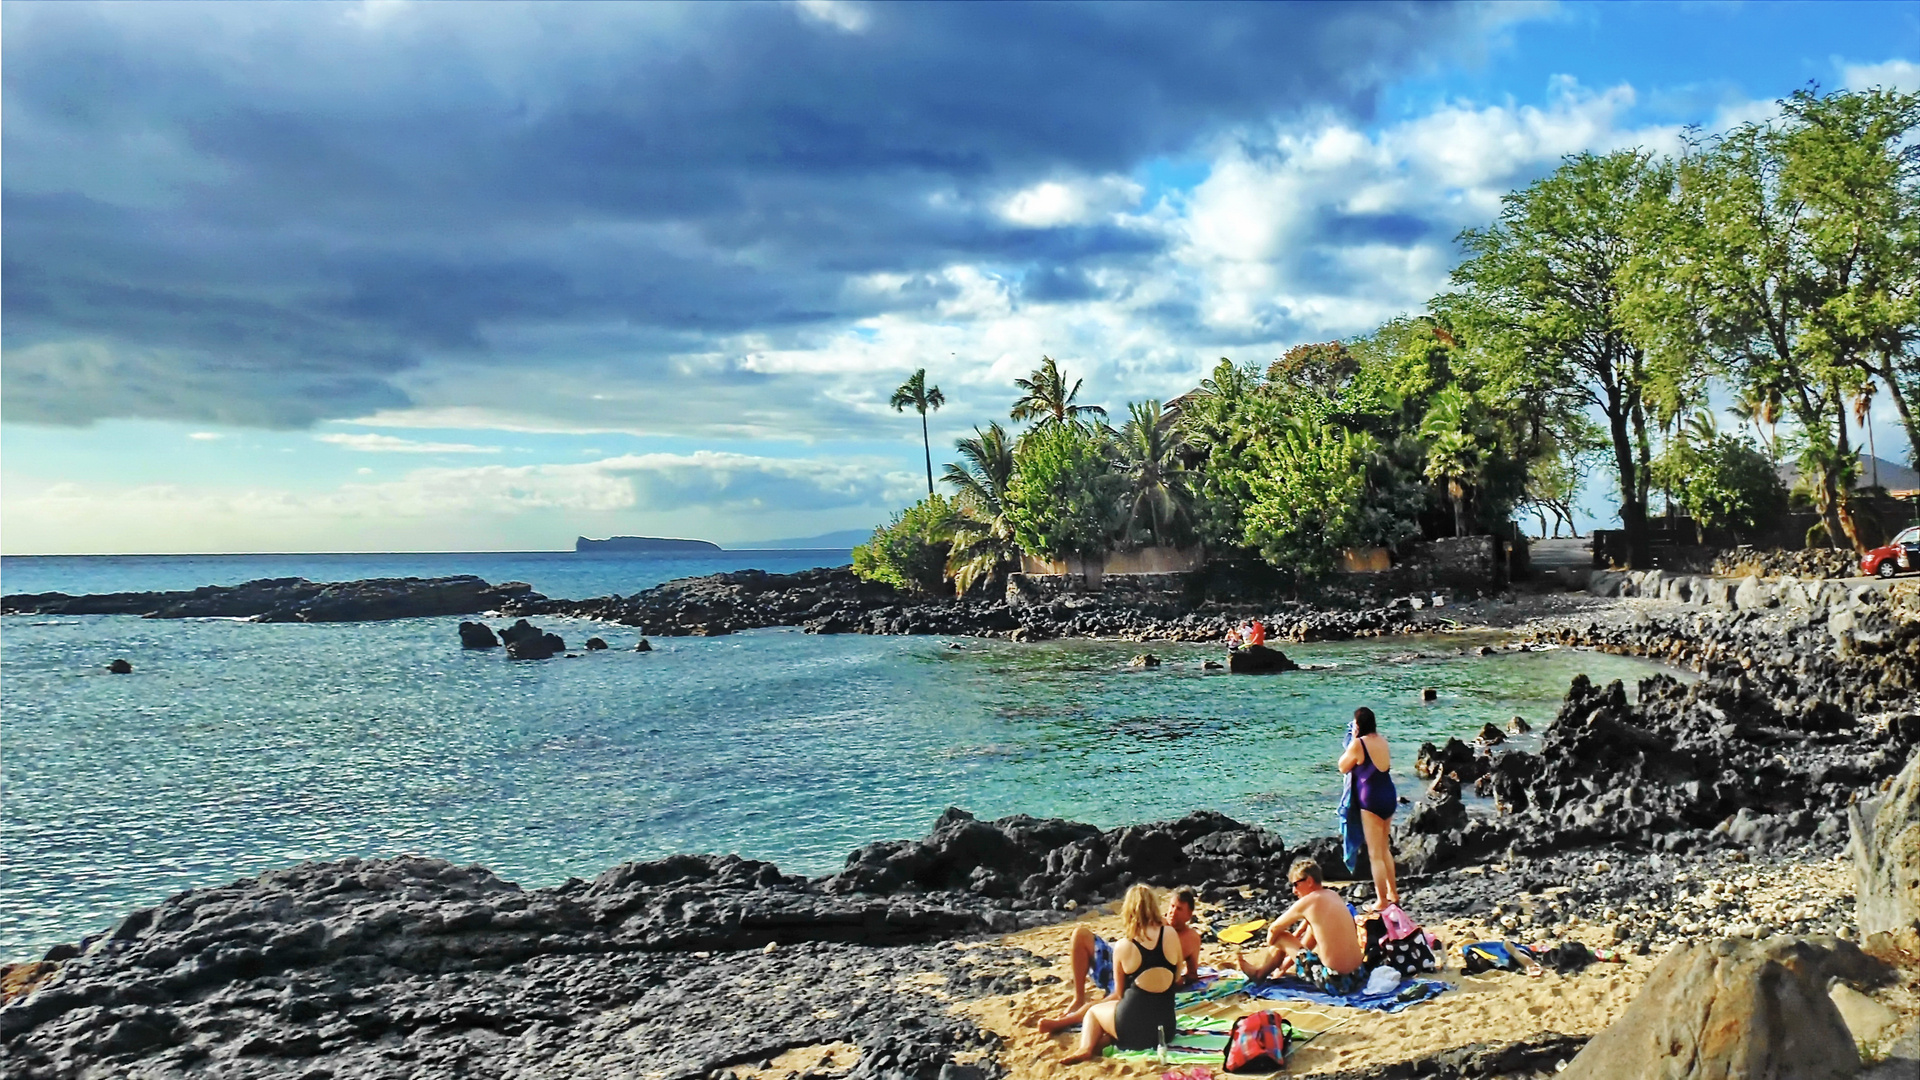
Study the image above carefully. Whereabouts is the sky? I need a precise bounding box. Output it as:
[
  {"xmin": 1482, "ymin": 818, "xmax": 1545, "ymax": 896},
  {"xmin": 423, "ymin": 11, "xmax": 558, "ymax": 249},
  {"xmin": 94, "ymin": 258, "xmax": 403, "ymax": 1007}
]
[{"xmin": 4, "ymin": 0, "xmax": 1919, "ymax": 554}]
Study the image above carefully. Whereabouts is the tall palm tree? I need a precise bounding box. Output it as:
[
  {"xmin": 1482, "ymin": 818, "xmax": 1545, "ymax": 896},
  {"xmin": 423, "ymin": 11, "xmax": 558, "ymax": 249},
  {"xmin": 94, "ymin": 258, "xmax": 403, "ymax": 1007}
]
[
  {"xmin": 890, "ymin": 368, "xmax": 946, "ymax": 496},
  {"xmin": 941, "ymin": 423, "xmax": 1020, "ymax": 595},
  {"xmin": 1116, "ymin": 400, "xmax": 1194, "ymax": 547},
  {"xmin": 1420, "ymin": 385, "xmax": 1481, "ymax": 537},
  {"xmin": 1010, "ymin": 355, "xmax": 1106, "ymax": 427}
]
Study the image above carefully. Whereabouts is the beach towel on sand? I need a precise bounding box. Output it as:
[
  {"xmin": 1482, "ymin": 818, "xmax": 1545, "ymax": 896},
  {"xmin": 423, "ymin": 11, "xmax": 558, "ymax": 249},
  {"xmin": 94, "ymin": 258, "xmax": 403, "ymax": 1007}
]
[
  {"xmin": 1175, "ymin": 967, "xmax": 1249, "ymax": 1010},
  {"xmin": 1244, "ymin": 974, "xmax": 1449, "ymax": 1013},
  {"xmin": 1105, "ymin": 1020, "xmax": 1317, "ymax": 1066}
]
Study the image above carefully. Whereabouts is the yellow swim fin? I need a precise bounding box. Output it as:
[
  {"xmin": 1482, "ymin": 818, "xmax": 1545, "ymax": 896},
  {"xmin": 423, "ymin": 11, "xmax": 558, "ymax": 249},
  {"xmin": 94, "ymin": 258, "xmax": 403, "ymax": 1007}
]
[{"xmin": 1216, "ymin": 918, "xmax": 1269, "ymax": 945}]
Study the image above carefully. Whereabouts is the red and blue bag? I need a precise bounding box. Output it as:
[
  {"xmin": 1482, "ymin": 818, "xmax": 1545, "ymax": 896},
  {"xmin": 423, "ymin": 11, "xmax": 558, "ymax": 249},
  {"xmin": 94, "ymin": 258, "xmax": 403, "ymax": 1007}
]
[{"xmin": 1223, "ymin": 1009, "xmax": 1294, "ymax": 1072}]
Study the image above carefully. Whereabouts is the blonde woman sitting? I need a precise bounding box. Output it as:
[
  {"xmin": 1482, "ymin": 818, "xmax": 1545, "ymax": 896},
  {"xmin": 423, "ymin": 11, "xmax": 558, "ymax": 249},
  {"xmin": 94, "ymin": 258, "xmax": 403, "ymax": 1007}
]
[{"xmin": 1059, "ymin": 884, "xmax": 1184, "ymax": 1063}]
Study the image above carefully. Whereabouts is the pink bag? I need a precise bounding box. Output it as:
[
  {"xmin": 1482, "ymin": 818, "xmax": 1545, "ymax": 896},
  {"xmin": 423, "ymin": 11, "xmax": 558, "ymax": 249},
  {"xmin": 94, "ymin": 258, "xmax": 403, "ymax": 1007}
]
[{"xmin": 1378, "ymin": 901, "xmax": 1419, "ymax": 941}]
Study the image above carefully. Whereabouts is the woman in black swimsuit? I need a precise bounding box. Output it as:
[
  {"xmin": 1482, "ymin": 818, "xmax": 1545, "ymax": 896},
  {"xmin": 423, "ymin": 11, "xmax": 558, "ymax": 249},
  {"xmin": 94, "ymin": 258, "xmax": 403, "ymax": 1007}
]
[{"xmin": 1060, "ymin": 884, "xmax": 1184, "ymax": 1063}]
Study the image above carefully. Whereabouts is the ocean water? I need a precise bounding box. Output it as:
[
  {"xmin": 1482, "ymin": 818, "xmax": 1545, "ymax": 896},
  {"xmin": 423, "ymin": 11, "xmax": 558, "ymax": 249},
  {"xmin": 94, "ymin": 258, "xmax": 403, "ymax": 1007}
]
[
  {"xmin": 0, "ymin": 549, "xmax": 855, "ymax": 602},
  {"xmin": 0, "ymin": 553, "xmax": 1672, "ymax": 961}
]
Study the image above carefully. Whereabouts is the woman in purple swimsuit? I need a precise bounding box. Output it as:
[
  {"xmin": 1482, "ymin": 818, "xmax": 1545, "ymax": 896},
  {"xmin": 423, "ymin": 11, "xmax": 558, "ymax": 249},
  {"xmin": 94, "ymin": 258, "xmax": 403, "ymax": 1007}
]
[{"xmin": 1338, "ymin": 706, "xmax": 1398, "ymax": 906}]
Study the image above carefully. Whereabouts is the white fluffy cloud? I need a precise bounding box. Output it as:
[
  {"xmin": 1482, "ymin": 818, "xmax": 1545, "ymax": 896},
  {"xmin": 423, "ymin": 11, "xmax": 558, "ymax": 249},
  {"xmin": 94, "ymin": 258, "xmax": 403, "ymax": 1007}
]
[
  {"xmin": 1842, "ymin": 59, "xmax": 1920, "ymax": 92},
  {"xmin": 316, "ymin": 433, "xmax": 500, "ymax": 453},
  {"xmin": 3, "ymin": 451, "xmax": 923, "ymax": 553}
]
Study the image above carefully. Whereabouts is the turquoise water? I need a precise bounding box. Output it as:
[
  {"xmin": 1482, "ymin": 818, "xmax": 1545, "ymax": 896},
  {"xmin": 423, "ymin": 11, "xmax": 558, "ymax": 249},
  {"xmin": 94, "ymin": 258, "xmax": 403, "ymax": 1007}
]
[
  {"xmin": 0, "ymin": 582, "xmax": 1670, "ymax": 959},
  {"xmin": 0, "ymin": 549, "xmax": 854, "ymax": 601}
]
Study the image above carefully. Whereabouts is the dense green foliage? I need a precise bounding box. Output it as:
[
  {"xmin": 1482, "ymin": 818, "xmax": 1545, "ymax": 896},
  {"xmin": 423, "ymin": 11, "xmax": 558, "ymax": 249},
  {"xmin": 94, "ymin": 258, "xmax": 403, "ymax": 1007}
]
[
  {"xmin": 849, "ymin": 87, "xmax": 1920, "ymax": 595},
  {"xmin": 851, "ymin": 494, "xmax": 955, "ymax": 595},
  {"xmin": 1651, "ymin": 424, "xmax": 1788, "ymax": 536},
  {"xmin": 1004, "ymin": 421, "xmax": 1117, "ymax": 564}
]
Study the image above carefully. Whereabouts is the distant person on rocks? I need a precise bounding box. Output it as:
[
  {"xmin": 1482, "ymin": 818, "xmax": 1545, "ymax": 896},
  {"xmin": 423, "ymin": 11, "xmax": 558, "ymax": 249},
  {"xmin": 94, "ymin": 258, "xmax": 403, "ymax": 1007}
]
[
  {"xmin": 1234, "ymin": 858, "xmax": 1365, "ymax": 993},
  {"xmin": 1037, "ymin": 886, "xmax": 1202, "ymax": 1034},
  {"xmin": 1047, "ymin": 884, "xmax": 1185, "ymax": 1062},
  {"xmin": 1340, "ymin": 706, "xmax": 1399, "ymax": 907},
  {"xmin": 1246, "ymin": 618, "xmax": 1267, "ymax": 646},
  {"xmin": 1226, "ymin": 626, "xmax": 1244, "ymax": 648}
]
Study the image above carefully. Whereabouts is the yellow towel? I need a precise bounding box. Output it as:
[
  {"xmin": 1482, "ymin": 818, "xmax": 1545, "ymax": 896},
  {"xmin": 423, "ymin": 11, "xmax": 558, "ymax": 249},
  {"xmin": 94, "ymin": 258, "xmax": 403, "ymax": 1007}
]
[{"xmin": 1216, "ymin": 918, "xmax": 1269, "ymax": 945}]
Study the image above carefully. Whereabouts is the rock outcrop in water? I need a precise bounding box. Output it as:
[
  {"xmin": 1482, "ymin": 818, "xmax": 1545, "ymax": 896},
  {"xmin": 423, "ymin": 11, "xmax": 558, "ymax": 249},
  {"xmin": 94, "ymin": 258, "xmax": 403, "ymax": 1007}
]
[
  {"xmin": 1386, "ymin": 583, "xmax": 1920, "ymax": 877},
  {"xmin": 2, "ymin": 576, "xmax": 541, "ymax": 623},
  {"xmin": 507, "ymin": 566, "xmax": 1457, "ymax": 643}
]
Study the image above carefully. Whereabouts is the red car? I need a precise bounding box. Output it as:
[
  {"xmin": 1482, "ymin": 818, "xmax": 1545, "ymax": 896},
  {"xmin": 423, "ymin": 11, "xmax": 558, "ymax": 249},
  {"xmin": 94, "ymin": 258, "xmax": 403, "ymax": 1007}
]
[{"xmin": 1861, "ymin": 525, "xmax": 1920, "ymax": 578}]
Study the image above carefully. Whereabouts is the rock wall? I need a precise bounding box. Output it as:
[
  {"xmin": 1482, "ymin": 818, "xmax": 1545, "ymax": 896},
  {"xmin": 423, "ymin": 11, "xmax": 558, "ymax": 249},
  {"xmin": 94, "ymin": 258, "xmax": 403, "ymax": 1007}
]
[
  {"xmin": 1003, "ymin": 571, "xmax": 1193, "ymax": 610},
  {"xmin": 1712, "ymin": 547, "xmax": 1863, "ymax": 580}
]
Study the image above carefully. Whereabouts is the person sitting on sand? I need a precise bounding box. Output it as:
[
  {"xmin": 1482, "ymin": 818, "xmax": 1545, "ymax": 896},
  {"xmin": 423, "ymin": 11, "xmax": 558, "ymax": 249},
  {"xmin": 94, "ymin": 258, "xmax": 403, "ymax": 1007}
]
[
  {"xmin": 1235, "ymin": 858, "xmax": 1365, "ymax": 995},
  {"xmin": 1050, "ymin": 884, "xmax": 1185, "ymax": 1063},
  {"xmin": 1037, "ymin": 887, "xmax": 1203, "ymax": 1034},
  {"xmin": 1339, "ymin": 706, "xmax": 1399, "ymax": 907}
]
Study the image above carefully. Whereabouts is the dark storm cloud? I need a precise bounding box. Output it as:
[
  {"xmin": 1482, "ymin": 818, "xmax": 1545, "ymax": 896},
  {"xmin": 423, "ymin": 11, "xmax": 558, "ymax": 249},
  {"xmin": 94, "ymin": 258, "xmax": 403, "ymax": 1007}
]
[{"xmin": 2, "ymin": 0, "xmax": 1500, "ymax": 428}]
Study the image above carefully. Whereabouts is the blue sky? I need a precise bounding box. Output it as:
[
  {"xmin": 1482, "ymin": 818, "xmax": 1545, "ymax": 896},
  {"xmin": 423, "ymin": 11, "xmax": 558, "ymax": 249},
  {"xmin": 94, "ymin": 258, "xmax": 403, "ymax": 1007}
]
[{"xmin": 3, "ymin": 0, "xmax": 1916, "ymax": 554}]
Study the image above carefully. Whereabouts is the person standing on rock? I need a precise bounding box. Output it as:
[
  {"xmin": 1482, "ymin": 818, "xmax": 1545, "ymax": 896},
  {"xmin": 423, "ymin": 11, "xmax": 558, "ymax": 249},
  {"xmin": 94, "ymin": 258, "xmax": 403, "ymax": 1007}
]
[
  {"xmin": 1036, "ymin": 887, "xmax": 1202, "ymax": 1035},
  {"xmin": 1339, "ymin": 706, "xmax": 1399, "ymax": 908},
  {"xmin": 1053, "ymin": 884, "xmax": 1185, "ymax": 1063}
]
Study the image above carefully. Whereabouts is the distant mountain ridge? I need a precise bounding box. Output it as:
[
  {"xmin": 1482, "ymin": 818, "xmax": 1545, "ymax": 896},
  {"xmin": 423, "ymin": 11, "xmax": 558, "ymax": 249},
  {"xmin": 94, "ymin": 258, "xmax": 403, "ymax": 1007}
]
[
  {"xmin": 732, "ymin": 528, "xmax": 871, "ymax": 550},
  {"xmin": 575, "ymin": 536, "xmax": 722, "ymax": 553}
]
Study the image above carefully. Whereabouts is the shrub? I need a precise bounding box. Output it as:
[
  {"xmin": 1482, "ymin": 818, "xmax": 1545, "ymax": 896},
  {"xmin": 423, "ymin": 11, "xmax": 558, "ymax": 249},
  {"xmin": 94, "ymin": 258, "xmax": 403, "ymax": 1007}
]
[
  {"xmin": 851, "ymin": 494, "xmax": 955, "ymax": 594},
  {"xmin": 1005, "ymin": 422, "xmax": 1117, "ymax": 563}
]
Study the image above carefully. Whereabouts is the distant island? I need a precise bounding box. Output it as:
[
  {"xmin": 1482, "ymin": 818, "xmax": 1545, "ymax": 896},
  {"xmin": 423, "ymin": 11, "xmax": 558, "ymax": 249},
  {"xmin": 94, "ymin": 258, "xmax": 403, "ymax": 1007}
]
[
  {"xmin": 734, "ymin": 528, "xmax": 871, "ymax": 549},
  {"xmin": 574, "ymin": 536, "xmax": 722, "ymax": 553}
]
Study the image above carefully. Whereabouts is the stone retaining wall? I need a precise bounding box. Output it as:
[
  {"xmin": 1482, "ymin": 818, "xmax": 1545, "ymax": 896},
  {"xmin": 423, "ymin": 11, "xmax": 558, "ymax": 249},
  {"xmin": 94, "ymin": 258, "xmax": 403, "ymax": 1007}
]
[
  {"xmin": 1587, "ymin": 570, "xmax": 1919, "ymax": 655},
  {"xmin": 1003, "ymin": 571, "xmax": 1192, "ymax": 610},
  {"xmin": 1709, "ymin": 547, "xmax": 1861, "ymax": 580}
]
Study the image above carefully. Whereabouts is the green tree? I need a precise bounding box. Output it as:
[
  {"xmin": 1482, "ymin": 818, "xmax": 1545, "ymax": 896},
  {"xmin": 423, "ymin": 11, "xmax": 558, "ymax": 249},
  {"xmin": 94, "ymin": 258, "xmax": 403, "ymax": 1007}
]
[
  {"xmin": 1004, "ymin": 421, "xmax": 1116, "ymax": 565},
  {"xmin": 1238, "ymin": 418, "xmax": 1375, "ymax": 575},
  {"xmin": 1671, "ymin": 87, "xmax": 1920, "ymax": 551},
  {"xmin": 889, "ymin": 368, "xmax": 946, "ymax": 496},
  {"xmin": 941, "ymin": 423, "xmax": 1021, "ymax": 596},
  {"xmin": 1453, "ymin": 150, "xmax": 1673, "ymax": 568},
  {"xmin": 1114, "ymin": 400, "xmax": 1196, "ymax": 547},
  {"xmin": 1176, "ymin": 359, "xmax": 1268, "ymax": 549},
  {"xmin": 1010, "ymin": 355, "xmax": 1107, "ymax": 427},
  {"xmin": 851, "ymin": 494, "xmax": 955, "ymax": 594},
  {"xmin": 1651, "ymin": 428, "xmax": 1788, "ymax": 539},
  {"xmin": 1418, "ymin": 384, "xmax": 1485, "ymax": 538}
]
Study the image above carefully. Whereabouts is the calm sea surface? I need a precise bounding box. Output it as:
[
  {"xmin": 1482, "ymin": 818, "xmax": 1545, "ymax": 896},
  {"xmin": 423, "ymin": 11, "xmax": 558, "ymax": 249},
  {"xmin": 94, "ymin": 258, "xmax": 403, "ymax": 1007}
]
[{"xmin": 0, "ymin": 551, "xmax": 1670, "ymax": 960}]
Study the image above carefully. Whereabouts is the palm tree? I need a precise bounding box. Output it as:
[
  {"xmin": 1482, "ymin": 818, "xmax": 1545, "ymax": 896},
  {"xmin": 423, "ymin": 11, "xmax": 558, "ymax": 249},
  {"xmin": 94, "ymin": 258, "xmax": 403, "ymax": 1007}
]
[
  {"xmin": 1420, "ymin": 385, "xmax": 1481, "ymax": 537},
  {"xmin": 941, "ymin": 423, "xmax": 1021, "ymax": 595},
  {"xmin": 1115, "ymin": 400, "xmax": 1195, "ymax": 547},
  {"xmin": 890, "ymin": 368, "xmax": 946, "ymax": 496},
  {"xmin": 1010, "ymin": 355, "xmax": 1106, "ymax": 427},
  {"xmin": 1729, "ymin": 385, "xmax": 1782, "ymax": 461}
]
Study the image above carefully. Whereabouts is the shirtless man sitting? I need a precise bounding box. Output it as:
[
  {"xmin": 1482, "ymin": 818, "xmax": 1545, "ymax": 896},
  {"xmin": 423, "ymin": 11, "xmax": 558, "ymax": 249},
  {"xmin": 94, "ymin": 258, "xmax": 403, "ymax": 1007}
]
[
  {"xmin": 1234, "ymin": 858, "xmax": 1366, "ymax": 995},
  {"xmin": 1037, "ymin": 887, "xmax": 1205, "ymax": 1033}
]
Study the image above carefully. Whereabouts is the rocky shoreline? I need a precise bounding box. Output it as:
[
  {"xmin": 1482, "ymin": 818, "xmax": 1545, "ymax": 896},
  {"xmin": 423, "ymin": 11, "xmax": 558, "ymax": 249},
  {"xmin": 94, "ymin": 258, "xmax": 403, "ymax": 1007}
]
[
  {"xmin": 1, "ymin": 576, "xmax": 540, "ymax": 623},
  {"xmin": 5, "ymin": 571, "xmax": 1919, "ymax": 1078},
  {"xmin": 499, "ymin": 565, "xmax": 1472, "ymax": 643}
]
